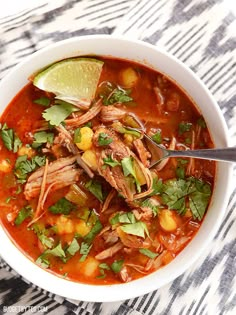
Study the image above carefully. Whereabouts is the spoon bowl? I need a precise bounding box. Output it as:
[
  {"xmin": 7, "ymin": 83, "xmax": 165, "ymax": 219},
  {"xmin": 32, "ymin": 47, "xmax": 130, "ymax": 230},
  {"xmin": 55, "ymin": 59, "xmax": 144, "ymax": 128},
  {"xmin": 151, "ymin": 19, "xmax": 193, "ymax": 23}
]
[{"xmin": 142, "ymin": 133, "xmax": 236, "ymax": 167}]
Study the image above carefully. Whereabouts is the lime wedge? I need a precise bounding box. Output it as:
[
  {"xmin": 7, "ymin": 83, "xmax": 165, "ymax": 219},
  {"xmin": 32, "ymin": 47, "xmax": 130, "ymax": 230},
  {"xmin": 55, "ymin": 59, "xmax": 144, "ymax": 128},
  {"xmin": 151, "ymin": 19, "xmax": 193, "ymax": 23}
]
[{"xmin": 33, "ymin": 58, "xmax": 104, "ymax": 102}]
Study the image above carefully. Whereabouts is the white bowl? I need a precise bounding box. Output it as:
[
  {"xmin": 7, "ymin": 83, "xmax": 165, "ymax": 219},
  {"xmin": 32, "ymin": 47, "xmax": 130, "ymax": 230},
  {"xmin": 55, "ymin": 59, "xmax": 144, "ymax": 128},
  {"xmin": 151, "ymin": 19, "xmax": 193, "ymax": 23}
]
[{"xmin": 0, "ymin": 35, "xmax": 232, "ymax": 302}]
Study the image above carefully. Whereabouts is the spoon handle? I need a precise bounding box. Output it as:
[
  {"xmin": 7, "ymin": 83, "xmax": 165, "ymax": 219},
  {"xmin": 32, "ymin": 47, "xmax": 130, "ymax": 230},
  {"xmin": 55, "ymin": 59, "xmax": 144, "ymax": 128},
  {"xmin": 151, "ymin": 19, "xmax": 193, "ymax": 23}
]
[{"xmin": 169, "ymin": 147, "xmax": 236, "ymax": 163}]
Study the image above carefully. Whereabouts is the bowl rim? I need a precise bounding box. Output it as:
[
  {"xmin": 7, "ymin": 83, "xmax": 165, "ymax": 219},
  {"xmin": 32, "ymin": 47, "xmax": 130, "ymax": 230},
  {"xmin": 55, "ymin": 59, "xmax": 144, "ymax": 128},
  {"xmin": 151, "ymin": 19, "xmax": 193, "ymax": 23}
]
[{"xmin": 0, "ymin": 34, "xmax": 233, "ymax": 302}]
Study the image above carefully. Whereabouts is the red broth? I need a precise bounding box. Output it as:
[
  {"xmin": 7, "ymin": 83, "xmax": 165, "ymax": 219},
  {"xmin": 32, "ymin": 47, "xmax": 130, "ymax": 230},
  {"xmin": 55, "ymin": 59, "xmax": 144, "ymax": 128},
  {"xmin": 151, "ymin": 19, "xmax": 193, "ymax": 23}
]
[{"xmin": 0, "ymin": 57, "xmax": 215, "ymax": 285}]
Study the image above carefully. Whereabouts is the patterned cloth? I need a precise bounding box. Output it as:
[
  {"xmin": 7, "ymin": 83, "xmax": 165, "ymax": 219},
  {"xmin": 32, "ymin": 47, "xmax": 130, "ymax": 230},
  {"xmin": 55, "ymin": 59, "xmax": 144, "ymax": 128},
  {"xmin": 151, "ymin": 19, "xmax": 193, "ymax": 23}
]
[{"xmin": 0, "ymin": 0, "xmax": 235, "ymax": 314}]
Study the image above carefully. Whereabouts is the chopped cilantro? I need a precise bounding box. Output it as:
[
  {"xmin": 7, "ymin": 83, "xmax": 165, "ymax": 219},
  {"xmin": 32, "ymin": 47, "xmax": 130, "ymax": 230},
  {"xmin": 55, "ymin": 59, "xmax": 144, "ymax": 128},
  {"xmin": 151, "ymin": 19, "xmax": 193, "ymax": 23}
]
[
  {"xmin": 141, "ymin": 198, "xmax": 159, "ymax": 216},
  {"xmin": 79, "ymin": 242, "xmax": 92, "ymax": 262},
  {"xmin": 32, "ymin": 131, "xmax": 54, "ymax": 148},
  {"xmin": 0, "ymin": 123, "xmax": 22, "ymax": 152},
  {"xmin": 149, "ymin": 177, "xmax": 163, "ymax": 196},
  {"xmin": 36, "ymin": 255, "xmax": 50, "ymax": 268},
  {"xmin": 42, "ymin": 103, "xmax": 78, "ymax": 126},
  {"xmin": 161, "ymin": 177, "xmax": 211, "ymax": 220},
  {"xmin": 103, "ymin": 155, "xmax": 121, "ymax": 168},
  {"xmin": 103, "ymin": 87, "xmax": 133, "ymax": 105},
  {"xmin": 74, "ymin": 128, "xmax": 81, "ymax": 143},
  {"xmin": 48, "ymin": 197, "xmax": 76, "ymax": 215},
  {"xmin": 14, "ymin": 155, "xmax": 46, "ymax": 183},
  {"xmin": 112, "ymin": 122, "xmax": 141, "ymax": 137},
  {"xmin": 120, "ymin": 221, "xmax": 149, "ymax": 238},
  {"xmin": 34, "ymin": 97, "xmax": 50, "ymax": 107},
  {"xmin": 178, "ymin": 122, "xmax": 192, "ymax": 135},
  {"xmin": 110, "ymin": 212, "xmax": 136, "ymax": 225},
  {"xmin": 139, "ymin": 248, "xmax": 159, "ymax": 259},
  {"xmin": 84, "ymin": 219, "xmax": 103, "ymax": 244},
  {"xmin": 121, "ymin": 157, "xmax": 141, "ymax": 192},
  {"xmin": 99, "ymin": 263, "xmax": 110, "ymax": 270},
  {"xmin": 85, "ymin": 180, "xmax": 104, "ymax": 202},
  {"xmin": 152, "ymin": 130, "xmax": 162, "ymax": 144},
  {"xmin": 97, "ymin": 263, "xmax": 110, "ymax": 279},
  {"xmin": 98, "ymin": 132, "xmax": 113, "ymax": 146},
  {"xmin": 111, "ymin": 260, "xmax": 124, "ymax": 273},
  {"xmin": 14, "ymin": 205, "xmax": 32, "ymax": 225},
  {"xmin": 67, "ymin": 238, "xmax": 80, "ymax": 256}
]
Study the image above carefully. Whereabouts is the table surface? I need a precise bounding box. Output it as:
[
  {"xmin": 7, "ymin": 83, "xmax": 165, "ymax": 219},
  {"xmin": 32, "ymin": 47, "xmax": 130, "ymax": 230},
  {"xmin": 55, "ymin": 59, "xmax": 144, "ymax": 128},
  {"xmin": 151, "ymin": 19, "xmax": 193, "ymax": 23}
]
[{"xmin": 0, "ymin": 1, "xmax": 236, "ymax": 314}]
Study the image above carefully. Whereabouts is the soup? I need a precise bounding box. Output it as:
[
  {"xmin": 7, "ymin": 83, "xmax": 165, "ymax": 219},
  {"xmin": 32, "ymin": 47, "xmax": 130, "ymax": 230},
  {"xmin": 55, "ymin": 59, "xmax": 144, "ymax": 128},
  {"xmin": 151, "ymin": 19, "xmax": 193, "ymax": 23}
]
[{"xmin": 0, "ymin": 57, "xmax": 215, "ymax": 285}]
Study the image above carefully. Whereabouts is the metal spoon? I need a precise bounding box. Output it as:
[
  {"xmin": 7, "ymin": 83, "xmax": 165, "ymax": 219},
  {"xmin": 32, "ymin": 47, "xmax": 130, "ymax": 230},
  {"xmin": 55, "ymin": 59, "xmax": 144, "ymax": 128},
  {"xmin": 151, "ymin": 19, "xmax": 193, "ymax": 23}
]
[{"xmin": 142, "ymin": 133, "xmax": 236, "ymax": 167}]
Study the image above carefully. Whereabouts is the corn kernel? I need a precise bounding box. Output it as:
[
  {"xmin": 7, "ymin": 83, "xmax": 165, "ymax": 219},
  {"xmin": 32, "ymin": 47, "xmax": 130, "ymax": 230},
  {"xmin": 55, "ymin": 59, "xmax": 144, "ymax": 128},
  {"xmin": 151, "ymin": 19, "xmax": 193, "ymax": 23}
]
[
  {"xmin": 75, "ymin": 220, "xmax": 91, "ymax": 237},
  {"xmin": 76, "ymin": 127, "xmax": 94, "ymax": 151},
  {"xmin": 18, "ymin": 145, "xmax": 36, "ymax": 158},
  {"xmin": 81, "ymin": 149, "xmax": 98, "ymax": 171}
]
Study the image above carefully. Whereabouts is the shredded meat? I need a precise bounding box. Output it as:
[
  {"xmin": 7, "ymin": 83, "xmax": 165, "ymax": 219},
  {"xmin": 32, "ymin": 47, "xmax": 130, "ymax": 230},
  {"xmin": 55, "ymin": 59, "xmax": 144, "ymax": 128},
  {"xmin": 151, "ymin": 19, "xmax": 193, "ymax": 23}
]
[
  {"xmin": 100, "ymin": 105, "xmax": 126, "ymax": 122},
  {"xmin": 116, "ymin": 226, "xmax": 151, "ymax": 248},
  {"xmin": 65, "ymin": 99, "xmax": 102, "ymax": 127},
  {"xmin": 95, "ymin": 241, "xmax": 123, "ymax": 260},
  {"xmin": 24, "ymin": 155, "xmax": 82, "ymax": 200},
  {"xmin": 93, "ymin": 127, "xmax": 153, "ymax": 201},
  {"xmin": 133, "ymin": 138, "xmax": 151, "ymax": 167}
]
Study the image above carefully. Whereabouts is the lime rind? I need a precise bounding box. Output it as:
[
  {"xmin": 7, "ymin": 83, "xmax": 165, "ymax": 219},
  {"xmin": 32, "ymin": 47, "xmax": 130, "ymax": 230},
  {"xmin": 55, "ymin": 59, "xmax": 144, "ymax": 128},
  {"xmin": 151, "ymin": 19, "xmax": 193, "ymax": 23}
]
[{"xmin": 33, "ymin": 58, "xmax": 104, "ymax": 101}]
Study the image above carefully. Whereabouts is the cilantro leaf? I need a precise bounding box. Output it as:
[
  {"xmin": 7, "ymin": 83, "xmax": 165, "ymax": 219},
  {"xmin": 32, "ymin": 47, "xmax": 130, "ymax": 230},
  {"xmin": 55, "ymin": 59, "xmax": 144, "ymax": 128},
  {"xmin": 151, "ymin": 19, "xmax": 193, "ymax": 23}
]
[
  {"xmin": 188, "ymin": 178, "xmax": 211, "ymax": 220},
  {"xmin": 85, "ymin": 180, "xmax": 104, "ymax": 202},
  {"xmin": 178, "ymin": 122, "xmax": 192, "ymax": 135},
  {"xmin": 121, "ymin": 157, "xmax": 141, "ymax": 192},
  {"xmin": 112, "ymin": 122, "xmax": 141, "ymax": 138},
  {"xmin": 120, "ymin": 222, "xmax": 149, "ymax": 238},
  {"xmin": 42, "ymin": 103, "xmax": 78, "ymax": 126},
  {"xmin": 161, "ymin": 177, "xmax": 211, "ymax": 220},
  {"xmin": 98, "ymin": 133, "xmax": 113, "ymax": 146},
  {"xmin": 32, "ymin": 131, "xmax": 54, "ymax": 148},
  {"xmin": 84, "ymin": 219, "xmax": 103, "ymax": 244},
  {"xmin": 67, "ymin": 238, "xmax": 80, "ymax": 256},
  {"xmin": 152, "ymin": 130, "xmax": 162, "ymax": 144},
  {"xmin": 0, "ymin": 123, "xmax": 22, "ymax": 152},
  {"xmin": 32, "ymin": 224, "xmax": 54, "ymax": 249},
  {"xmin": 34, "ymin": 97, "xmax": 50, "ymax": 106},
  {"xmin": 103, "ymin": 155, "xmax": 121, "ymax": 168},
  {"xmin": 139, "ymin": 248, "xmax": 159, "ymax": 259},
  {"xmin": 74, "ymin": 128, "xmax": 81, "ymax": 143},
  {"xmin": 149, "ymin": 177, "xmax": 163, "ymax": 196},
  {"xmin": 46, "ymin": 242, "xmax": 66, "ymax": 258},
  {"xmin": 14, "ymin": 206, "xmax": 32, "ymax": 225},
  {"xmin": 79, "ymin": 242, "xmax": 92, "ymax": 262},
  {"xmin": 48, "ymin": 197, "xmax": 76, "ymax": 215},
  {"xmin": 110, "ymin": 212, "xmax": 136, "ymax": 225},
  {"xmin": 36, "ymin": 255, "xmax": 50, "ymax": 268},
  {"xmin": 162, "ymin": 178, "xmax": 191, "ymax": 215},
  {"xmin": 38, "ymin": 233, "xmax": 54, "ymax": 249},
  {"xmin": 14, "ymin": 155, "xmax": 46, "ymax": 182},
  {"xmin": 99, "ymin": 263, "xmax": 110, "ymax": 270},
  {"xmin": 103, "ymin": 88, "xmax": 133, "ymax": 105},
  {"xmin": 111, "ymin": 260, "xmax": 124, "ymax": 273},
  {"xmin": 141, "ymin": 198, "xmax": 159, "ymax": 216}
]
